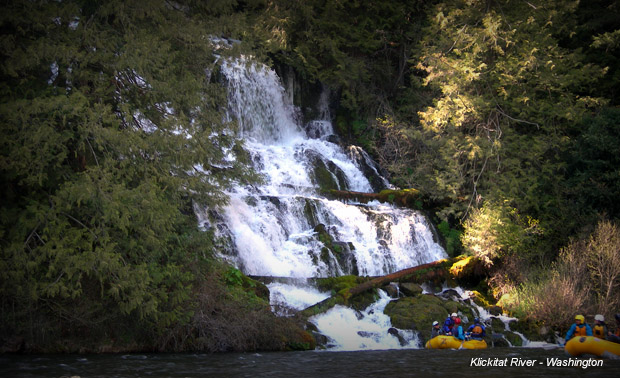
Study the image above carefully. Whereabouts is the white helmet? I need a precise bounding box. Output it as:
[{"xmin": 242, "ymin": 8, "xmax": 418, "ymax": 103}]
[
  {"xmin": 595, "ymin": 314, "xmax": 605, "ymax": 322},
  {"xmin": 451, "ymin": 312, "xmax": 458, "ymax": 317},
  {"xmin": 432, "ymin": 321, "xmax": 439, "ymax": 326}
]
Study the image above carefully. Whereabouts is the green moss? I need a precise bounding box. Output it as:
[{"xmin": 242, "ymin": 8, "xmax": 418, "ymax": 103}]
[
  {"xmin": 508, "ymin": 318, "xmax": 546, "ymax": 342},
  {"xmin": 504, "ymin": 331, "xmax": 524, "ymax": 347},
  {"xmin": 489, "ymin": 317, "xmax": 506, "ymax": 333},
  {"xmin": 442, "ymin": 301, "xmax": 458, "ymax": 314},
  {"xmin": 224, "ymin": 267, "xmax": 270, "ymax": 302},
  {"xmin": 312, "ymin": 160, "xmax": 339, "ymax": 191},
  {"xmin": 314, "ymin": 224, "xmax": 356, "ymax": 271},
  {"xmin": 315, "ymin": 275, "xmax": 366, "ymax": 293},
  {"xmin": 377, "ymin": 188, "xmax": 422, "ymax": 207},
  {"xmin": 303, "ymin": 199, "xmax": 319, "ymax": 227},
  {"xmin": 350, "ymin": 289, "xmax": 380, "ymax": 311},
  {"xmin": 469, "ymin": 290, "xmax": 492, "ymax": 308},
  {"xmin": 384, "ymin": 295, "xmax": 449, "ymax": 342}
]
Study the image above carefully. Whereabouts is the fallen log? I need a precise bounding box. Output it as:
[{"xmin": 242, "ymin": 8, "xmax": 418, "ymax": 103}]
[
  {"xmin": 299, "ymin": 258, "xmax": 452, "ymax": 318},
  {"xmin": 324, "ymin": 188, "xmax": 422, "ymax": 207},
  {"xmin": 324, "ymin": 188, "xmax": 457, "ymax": 210}
]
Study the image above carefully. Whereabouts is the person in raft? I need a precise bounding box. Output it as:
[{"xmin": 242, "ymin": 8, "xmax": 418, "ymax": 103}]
[
  {"xmin": 442, "ymin": 313, "xmax": 457, "ymax": 335},
  {"xmin": 467, "ymin": 317, "xmax": 486, "ymax": 341},
  {"xmin": 608, "ymin": 313, "xmax": 620, "ymax": 343},
  {"xmin": 452, "ymin": 317, "xmax": 465, "ymax": 341},
  {"xmin": 592, "ymin": 314, "xmax": 607, "ymax": 339},
  {"xmin": 431, "ymin": 320, "xmax": 442, "ymax": 338},
  {"xmin": 565, "ymin": 314, "xmax": 592, "ymax": 343}
]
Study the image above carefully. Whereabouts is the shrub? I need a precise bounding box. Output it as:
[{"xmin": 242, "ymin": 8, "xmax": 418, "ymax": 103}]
[
  {"xmin": 461, "ymin": 201, "xmax": 538, "ymax": 267},
  {"xmin": 503, "ymin": 220, "xmax": 620, "ymax": 328}
]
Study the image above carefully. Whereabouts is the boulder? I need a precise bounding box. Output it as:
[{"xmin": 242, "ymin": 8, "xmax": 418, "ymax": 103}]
[
  {"xmin": 399, "ymin": 282, "xmax": 423, "ymax": 297},
  {"xmin": 508, "ymin": 318, "xmax": 546, "ymax": 342},
  {"xmin": 388, "ymin": 327, "xmax": 408, "ymax": 346},
  {"xmin": 439, "ymin": 289, "xmax": 461, "ymax": 301},
  {"xmin": 490, "ymin": 333, "xmax": 511, "ymax": 348},
  {"xmin": 382, "ymin": 283, "xmax": 400, "ymax": 298},
  {"xmin": 442, "ymin": 300, "xmax": 459, "ymax": 314},
  {"xmin": 384, "ymin": 294, "xmax": 448, "ymax": 342},
  {"xmin": 504, "ymin": 331, "xmax": 524, "ymax": 347},
  {"xmin": 486, "ymin": 305, "xmax": 503, "ymax": 316},
  {"xmin": 489, "ymin": 316, "xmax": 506, "ymax": 332}
]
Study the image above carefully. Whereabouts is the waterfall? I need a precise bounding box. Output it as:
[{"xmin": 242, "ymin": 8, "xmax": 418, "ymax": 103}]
[{"xmin": 198, "ymin": 56, "xmax": 447, "ymax": 350}]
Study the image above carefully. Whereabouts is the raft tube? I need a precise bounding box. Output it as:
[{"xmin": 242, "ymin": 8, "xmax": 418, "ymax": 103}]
[
  {"xmin": 425, "ymin": 335, "xmax": 487, "ymax": 350},
  {"xmin": 565, "ymin": 336, "xmax": 620, "ymax": 358}
]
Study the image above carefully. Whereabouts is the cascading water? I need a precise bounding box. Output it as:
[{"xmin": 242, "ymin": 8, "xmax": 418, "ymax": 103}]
[{"xmin": 197, "ymin": 56, "xmax": 448, "ymax": 350}]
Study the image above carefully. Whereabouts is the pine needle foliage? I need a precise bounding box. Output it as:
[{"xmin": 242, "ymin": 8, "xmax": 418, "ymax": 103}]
[{"xmin": 0, "ymin": 0, "xmax": 256, "ymax": 349}]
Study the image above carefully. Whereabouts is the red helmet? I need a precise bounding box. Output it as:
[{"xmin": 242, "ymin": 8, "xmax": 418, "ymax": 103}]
[{"xmin": 455, "ymin": 318, "xmax": 461, "ymax": 325}]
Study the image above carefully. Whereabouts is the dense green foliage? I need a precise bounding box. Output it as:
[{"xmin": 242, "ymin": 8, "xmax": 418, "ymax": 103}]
[
  {"xmin": 0, "ymin": 0, "xmax": 308, "ymax": 353},
  {"xmin": 254, "ymin": 0, "xmax": 620, "ymax": 324}
]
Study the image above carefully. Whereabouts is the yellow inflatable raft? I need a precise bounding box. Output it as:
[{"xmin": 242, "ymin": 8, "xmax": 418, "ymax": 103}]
[
  {"xmin": 425, "ymin": 335, "xmax": 487, "ymax": 350},
  {"xmin": 565, "ymin": 336, "xmax": 620, "ymax": 358}
]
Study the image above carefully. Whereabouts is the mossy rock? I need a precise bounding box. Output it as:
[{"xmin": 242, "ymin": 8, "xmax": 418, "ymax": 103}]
[
  {"xmin": 349, "ymin": 288, "xmax": 380, "ymax": 311},
  {"xmin": 309, "ymin": 155, "xmax": 347, "ymax": 191},
  {"xmin": 468, "ymin": 290, "xmax": 492, "ymax": 308},
  {"xmin": 485, "ymin": 305, "xmax": 503, "ymax": 316},
  {"xmin": 442, "ymin": 300, "xmax": 458, "ymax": 315},
  {"xmin": 508, "ymin": 318, "xmax": 545, "ymax": 342},
  {"xmin": 314, "ymin": 225, "xmax": 358, "ymax": 275},
  {"xmin": 384, "ymin": 295, "xmax": 448, "ymax": 342},
  {"xmin": 303, "ymin": 199, "xmax": 320, "ymax": 227},
  {"xmin": 504, "ymin": 331, "xmax": 524, "ymax": 347},
  {"xmin": 489, "ymin": 316, "xmax": 506, "ymax": 332},
  {"xmin": 449, "ymin": 256, "xmax": 486, "ymax": 285},
  {"xmin": 382, "ymin": 284, "xmax": 400, "ymax": 298},
  {"xmin": 455, "ymin": 303, "xmax": 476, "ymax": 323},
  {"xmin": 285, "ymin": 329, "xmax": 317, "ymax": 351},
  {"xmin": 491, "ymin": 335, "xmax": 511, "ymax": 348},
  {"xmin": 239, "ymin": 276, "xmax": 270, "ymax": 301},
  {"xmin": 314, "ymin": 275, "xmax": 367, "ymax": 294},
  {"xmin": 399, "ymin": 283, "xmax": 423, "ymax": 297}
]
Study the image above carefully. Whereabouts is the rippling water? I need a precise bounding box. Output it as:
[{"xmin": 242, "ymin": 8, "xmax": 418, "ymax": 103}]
[{"xmin": 2, "ymin": 348, "xmax": 618, "ymax": 378}]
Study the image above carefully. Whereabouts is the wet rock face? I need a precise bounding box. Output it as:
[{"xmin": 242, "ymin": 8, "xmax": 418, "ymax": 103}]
[
  {"xmin": 305, "ymin": 149, "xmax": 349, "ymax": 191},
  {"xmin": 345, "ymin": 146, "xmax": 390, "ymax": 193},
  {"xmin": 382, "ymin": 283, "xmax": 400, "ymax": 299},
  {"xmin": 314, "ymin": 223, "xmax": 359, "ymax": 276}
]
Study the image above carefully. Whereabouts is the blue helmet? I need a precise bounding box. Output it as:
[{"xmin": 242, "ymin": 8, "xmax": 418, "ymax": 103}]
[{"xmin": 474, "ymin": 317, "xmax": 480, "ymax": 323}]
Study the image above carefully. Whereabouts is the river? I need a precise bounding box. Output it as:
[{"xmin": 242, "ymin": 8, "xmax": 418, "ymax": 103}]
[{"xmin": 2, "ymin": 347, "xmax": 618, "ymax": 377}]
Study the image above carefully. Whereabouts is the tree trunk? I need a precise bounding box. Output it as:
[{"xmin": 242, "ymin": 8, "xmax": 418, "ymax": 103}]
[{"xmin": 300, "ymin": 259, "xmax": 450, "ymax": 318}]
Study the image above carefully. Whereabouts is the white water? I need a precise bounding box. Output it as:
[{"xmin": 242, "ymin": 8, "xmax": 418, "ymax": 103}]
[
  {"xmin": 444, "ymin": 286, "xmax": 560, "ymax": 349},
  {"xmin": 311, "ymin": 290, "xmax": 421, "ymax": 350},
  {"xmin": 199, "ymin": 56, "xmax": 448, "ymax": 350}
]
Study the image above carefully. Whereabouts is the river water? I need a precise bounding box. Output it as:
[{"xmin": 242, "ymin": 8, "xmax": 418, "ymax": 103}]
[{"xmin": 2, "ymin": 347, "xmax": 618, "ymax": 378}]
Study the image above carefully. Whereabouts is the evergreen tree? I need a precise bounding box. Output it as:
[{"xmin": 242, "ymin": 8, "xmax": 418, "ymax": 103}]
[{"xmin": 0, "ymin": 0, "xmax": 255, "ymax": 347}]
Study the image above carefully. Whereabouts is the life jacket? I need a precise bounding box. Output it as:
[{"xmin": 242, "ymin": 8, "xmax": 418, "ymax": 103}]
[
  {"xmin": 593, "ymin": 324, "xmax": 605, "ymax": 339},
  {"xmin": 574, "ymin": 324, "xmax": 588, "ymax": 336}
]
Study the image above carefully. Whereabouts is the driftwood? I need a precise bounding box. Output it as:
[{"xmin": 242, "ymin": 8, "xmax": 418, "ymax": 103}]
[{"xmin": 299, "ymin": 259, "xmax": 451, "ymax": 318}]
